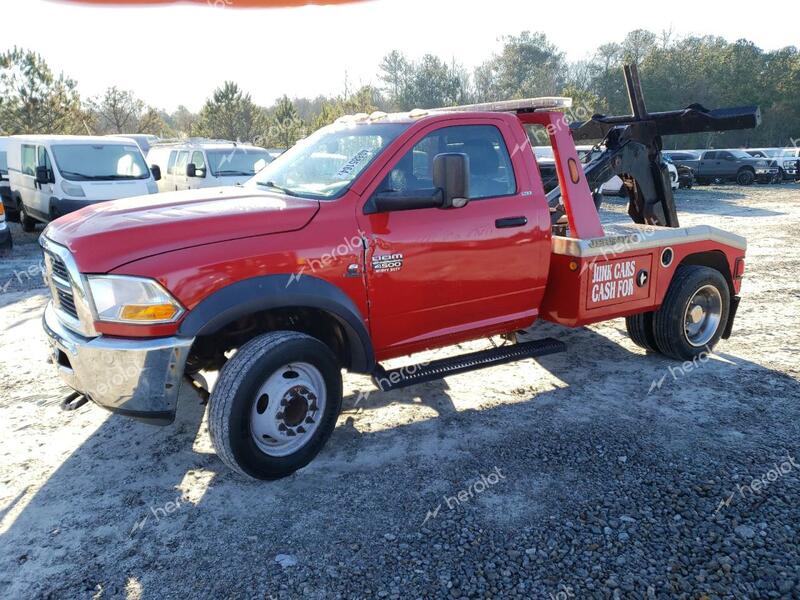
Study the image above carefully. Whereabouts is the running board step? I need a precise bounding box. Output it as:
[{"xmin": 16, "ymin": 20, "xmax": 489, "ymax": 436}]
[{"xmin": 372, "ymin": 338, "xmax": 566, "ymax": 392}]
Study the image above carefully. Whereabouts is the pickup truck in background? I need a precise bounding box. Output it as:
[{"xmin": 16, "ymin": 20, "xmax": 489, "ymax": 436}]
[
  {"xmin": 38, "ymin": 70, "xmax": 756, "ymax": 480},
  {"xmin": 665, "ymin": 149, "xmax": 778, "ymax": 185},
  {"xmin": 746, "ymin": 148, "xmax": 799, "ymax": 181}
]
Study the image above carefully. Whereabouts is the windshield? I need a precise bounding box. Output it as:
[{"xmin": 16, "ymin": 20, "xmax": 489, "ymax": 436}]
[
  {"xmin": 0, "ymin": 151, "xmax": 7, "ymax": 175},
  {"xmin": 52, "ymin": 144, "xmax": 150, "ymax": 181},
  {"xmin": 207, "ymin": 148, "xmax": 272, "ymax": 177},
  {"xmin": 248, "ymin": 122, "xmax": 409, "ymax": 200}
]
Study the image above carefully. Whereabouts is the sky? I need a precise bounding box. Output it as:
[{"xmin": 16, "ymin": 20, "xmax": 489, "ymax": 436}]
[{"xmin": 3, "ymin": 0, "xmax": 798, "ymax": 112}]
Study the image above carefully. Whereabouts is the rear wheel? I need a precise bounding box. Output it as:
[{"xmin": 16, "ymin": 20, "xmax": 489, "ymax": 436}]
[
  {"xmin": 626, "ymin": 312, "xmax": 659, "ymax": 352},
  {"xmin": 208, "ymin": 331, "xmax": 343, "ymax": 480},
  {"xmin": 19, "ymin": 203, "xmax": 36, "ymax": 233},
  {"xmin": 653, "ymin": 265, "xmax": 729, "ymax": 361}
]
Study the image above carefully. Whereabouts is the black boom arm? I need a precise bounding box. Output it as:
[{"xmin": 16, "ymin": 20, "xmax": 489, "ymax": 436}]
[{"xmin": 557, "ymin": 64, "xmax": 761, "ymax": 228}]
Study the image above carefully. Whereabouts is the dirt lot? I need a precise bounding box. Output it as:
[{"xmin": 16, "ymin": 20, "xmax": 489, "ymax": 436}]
[{"xmin": 1, "ymin": 184, "xmax": 799, "ymax": 600}]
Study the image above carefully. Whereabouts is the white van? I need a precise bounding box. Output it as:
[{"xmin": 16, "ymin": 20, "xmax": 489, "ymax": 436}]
[
  {"xmin": 7, "ymin": 135, "xmax": 159, "ymax": 231},
  {"xmin": 147, "ymin": 140, "xmax": 274, "ymax": 193}
]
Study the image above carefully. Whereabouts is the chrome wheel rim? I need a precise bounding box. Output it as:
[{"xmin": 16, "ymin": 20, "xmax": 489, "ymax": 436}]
[
  {"xmin": 683, "ymin": 285, "xmax": 722, "ymax": 347},
  {"xmin": 250, "ymin": 362, "xmax": 326, "ymax": 457}
]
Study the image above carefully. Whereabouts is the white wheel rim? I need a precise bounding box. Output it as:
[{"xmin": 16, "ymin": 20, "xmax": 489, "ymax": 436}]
[
  {"xmin": 250, "ymin": 362, "xmax": 326, "ymax": 457},
  {"xmin": 683, "ymin": 284, "xmax": 722, "ymax": 347}
]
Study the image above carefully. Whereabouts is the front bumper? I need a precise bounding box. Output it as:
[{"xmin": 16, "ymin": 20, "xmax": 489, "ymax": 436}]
[
  {"xmin": 43, "ymin": 302, "xmax": 194, "ymax": 424},
  {"xmin": 49, "ymin": 197, "xmax": 100, "ymax": 219}
]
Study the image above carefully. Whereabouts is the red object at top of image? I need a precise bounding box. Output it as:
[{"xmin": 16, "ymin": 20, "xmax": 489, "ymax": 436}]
[{"xmin": 60, "ymin": 0, "xmax": 366, "ymax": 7}]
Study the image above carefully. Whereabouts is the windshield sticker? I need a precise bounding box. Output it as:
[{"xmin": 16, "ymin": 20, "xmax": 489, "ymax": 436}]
[{"xmin": 335, "ymin": 149, "xmax": 372, "ymax": 179}]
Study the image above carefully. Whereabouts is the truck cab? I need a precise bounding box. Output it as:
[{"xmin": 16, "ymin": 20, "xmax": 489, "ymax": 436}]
[{"xmin": 40, "ymin": 92, "xmax": 750, "ymax": 480}]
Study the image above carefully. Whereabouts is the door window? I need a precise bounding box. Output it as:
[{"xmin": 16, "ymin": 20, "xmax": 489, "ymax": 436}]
[
  {"xmin": 703, "ymin": 151, "xmax": 717, "ymax": 160},
  {"xmin": 37, "ymin": 146, "xmax": 52, "ymax": 172},
  {"xmin": 378, "ymin": 125, "xmax": 516, "ymax": 200},
  {"xmin": 191, "ymin": 151, "xmax": 206, "ymax": 175}
]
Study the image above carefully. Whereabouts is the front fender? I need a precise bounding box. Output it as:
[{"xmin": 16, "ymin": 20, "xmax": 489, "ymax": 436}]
[{"xmin": 177, "ymin": 274, "xmax": 374, "ymax": 373}]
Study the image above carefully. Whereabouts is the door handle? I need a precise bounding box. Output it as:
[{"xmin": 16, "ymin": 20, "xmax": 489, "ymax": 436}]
[{"xmin": 495, "ymin": 216, "xmax": 528, "ymax": 229}]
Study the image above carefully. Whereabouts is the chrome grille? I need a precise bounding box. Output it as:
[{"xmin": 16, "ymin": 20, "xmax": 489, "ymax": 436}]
[
  {"xmin": 40, "ymin": 236, "xmax": 98, "ymax": 337},
  {"xmin": 56, "ymin": 287, "xmax": 79, "ymax": 320},
  {"xmin": 50, "ymin": 254, "xmax": 70, "ymax": 281}
]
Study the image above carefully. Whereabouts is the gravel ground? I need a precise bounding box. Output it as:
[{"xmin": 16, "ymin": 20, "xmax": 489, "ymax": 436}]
[{"xmin": 1, "ymin": 183, "xmax": 799, "ymax": 600}]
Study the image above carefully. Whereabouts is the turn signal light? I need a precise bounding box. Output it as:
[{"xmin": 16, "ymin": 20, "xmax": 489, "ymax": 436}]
[{"xmin": 119, "ymin": 304, "xmax": 180, "ymax": 322}]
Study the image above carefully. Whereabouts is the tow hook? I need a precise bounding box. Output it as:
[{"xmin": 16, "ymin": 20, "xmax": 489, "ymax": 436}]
[{"xmin": 60, "ymin": 391, "xmax": 88, "ymax": 412}]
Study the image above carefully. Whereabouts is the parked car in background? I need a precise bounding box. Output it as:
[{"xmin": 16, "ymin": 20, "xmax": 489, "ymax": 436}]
[
  {"xmin": 533, "ymin": 145, "xmax": 627, "ymax": 196},
  {"xmin": 0, "ymin": 137, "xmax": 12, "ymax": 221},
  {"xmin": 0, "ymin": 200, "xmax": 11, "ymax": 251},
  {"xmin": 782, "ymin": 148, "xmax": 800, "ymax": 180},
  {"xmin": 109, "ymin": 134, "xmax": 159, "ymax": 155},
  {"xmin": 535, "ymin": 145, "xmax": 679, "ymax": 197},
  {"xmin": 662, "ymin": 154, "xmax": 693, "ymax": 188},
  {"xmin": 7, "ymin": 135, "xmax": 160, "ymax": 231},
  {"xmin": 147, "ymin": 140, "xmax": 274, "ymax": 193},
  {"xmin": 668, "ymin": 149, "xmax": 778, "ymax": 185}
]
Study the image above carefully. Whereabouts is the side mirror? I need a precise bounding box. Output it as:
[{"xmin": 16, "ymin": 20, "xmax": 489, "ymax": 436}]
[
  {"xmin": 150, "ymin": 165, "xmax": 162, "ymax": 181},
  {"xmin": 186, "ymin": 163, "xmax": 197, "ymax": 178},
  {"xmin": 433, "ymin": 153, "xmax": 470, "ymax": 208},
  {"xmin": 35, "ymin": 166, "xmax": 51, "ymax": 185}
]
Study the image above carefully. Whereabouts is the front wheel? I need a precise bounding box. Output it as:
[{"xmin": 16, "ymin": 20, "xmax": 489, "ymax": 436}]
[
  {"xmin": 208, "ymin": 331, "xmax": 343, "ymax": 480},
  {"xmin": 736, "ymin": 169, "xmax": 755, "ymax": 186},
  {"xmin": 19, "ymin": 203, "xmax": 36, "ymax": 233},
  {"xmin": 653, "ymin": 265, "xmax": 730, "ymax": 361}
]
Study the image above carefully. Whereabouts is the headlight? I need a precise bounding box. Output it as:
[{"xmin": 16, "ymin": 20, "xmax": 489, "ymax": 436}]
[
  {"xmin": 60, "ymin": 181, "xmax": 85, "ymax": 197},
  {"xmin": 785, "ymin": 161, "xmax": 795, "ymax": 168},
  {"xmin": 755, "ymin": 160, "xmax": 767, "ymax": 167},
  {"xmin": 86, "ymin": 275, "xmax": 184, "ymax": 324}
]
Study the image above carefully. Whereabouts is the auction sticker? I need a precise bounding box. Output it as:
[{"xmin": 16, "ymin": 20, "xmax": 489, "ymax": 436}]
[{"xmin": 586, "ymin": 255, "xmax": 652, "ymax": 309}]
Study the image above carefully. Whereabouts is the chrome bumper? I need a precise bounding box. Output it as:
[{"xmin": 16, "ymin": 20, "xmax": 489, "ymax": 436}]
[{"xmin": 43, "ymin": 302, "xmax": 194, "ymax": 424}]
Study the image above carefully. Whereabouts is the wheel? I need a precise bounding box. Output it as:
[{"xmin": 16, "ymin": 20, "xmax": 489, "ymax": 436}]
[
  {"xmin": 208, "ymin": 331, "xmax": 343, "ymax": 480},
  {"xmin": 736, "ymin": 169, "xmax": 755, "ymax": 186},
  {"xmin": 653, "ymin": 265, "xmax": 729, "ymax": 361},
  {"xmin": 626, "ymin": 312, "xmax": 659, "ymax": 352},
  {"xmin": 19, "ymin": 203, "xmax": 36, "ymax": 233}
]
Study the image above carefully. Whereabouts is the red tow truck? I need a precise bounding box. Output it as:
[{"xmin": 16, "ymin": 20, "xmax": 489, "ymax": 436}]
[{"xmin": 41, "ymin": 67, "xmax": 755, "ymax": 479}]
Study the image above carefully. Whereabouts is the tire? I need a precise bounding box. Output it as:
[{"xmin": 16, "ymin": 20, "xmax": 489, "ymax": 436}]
[
  {"xmin": 652, "ymin": 265, "xmax": 730, "ymax": 361},
  {"xmin": 208, "ymin": 331, "xmax": 343, "ymax": 480},
  {"xmin": 626, "ymin": 312, "xmax": 659, "ymax": 352},
  {"xmin": 19, "ymin": 203, "xmax": 37, "ymax": 233},
  {"xmin": 736, "ymin": 169, "xmax": 755, "ymax": 186}
]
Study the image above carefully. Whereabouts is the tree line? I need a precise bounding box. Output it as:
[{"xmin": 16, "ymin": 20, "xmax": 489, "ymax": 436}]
[{"xmin": 1, "ymin": 30, "xmax": 798, "ymax": 149}]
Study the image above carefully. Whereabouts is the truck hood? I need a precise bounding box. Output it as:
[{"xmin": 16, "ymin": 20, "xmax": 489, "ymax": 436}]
[{"xmin": 45, "ymin": 187, "xmax": 319, "ymax": 273}]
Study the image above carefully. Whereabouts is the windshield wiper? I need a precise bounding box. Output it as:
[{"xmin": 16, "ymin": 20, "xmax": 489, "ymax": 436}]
[
  {"xmin": 216, "ymin": 170, "xmax": 254, "ymax": 176},
  {"xmin": 257, "ymin": 181, "xmax": 298, "ymax": 197},
  {"xmin": 59, "ymin": 170, "xmax": 107, "ymax": 180}
]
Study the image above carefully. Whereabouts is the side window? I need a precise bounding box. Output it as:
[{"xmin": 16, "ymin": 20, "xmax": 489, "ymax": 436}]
[
  {"xmin": 719, "ymin": 151, "xmax": 734, "ymax": 160},
  {"xmin": 191, "ymin": 151, "xmax": 206, "ymax": 173},
  {"xmin": 175, "ymin": 151, "xmax": 189, "ymax": 175},
  {"xmin": 21, "ymin": 144, "xmax": 37, "ymax": 176},
  {"xmin": 167, "ymin": 151, "xmax": 178, "ymax": 175},
  {"xmin": 379, "ymin": 125, "xmax": 516, "ymax": 200},
  {"xmin": 703, "ymin": 151, "xmax": 716, "ymax": 160}
]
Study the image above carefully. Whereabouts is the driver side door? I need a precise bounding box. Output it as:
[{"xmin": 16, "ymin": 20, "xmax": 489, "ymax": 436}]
[{"xmin": 356, "ymin": 120, "xmax": 550, "ymax": 360}]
